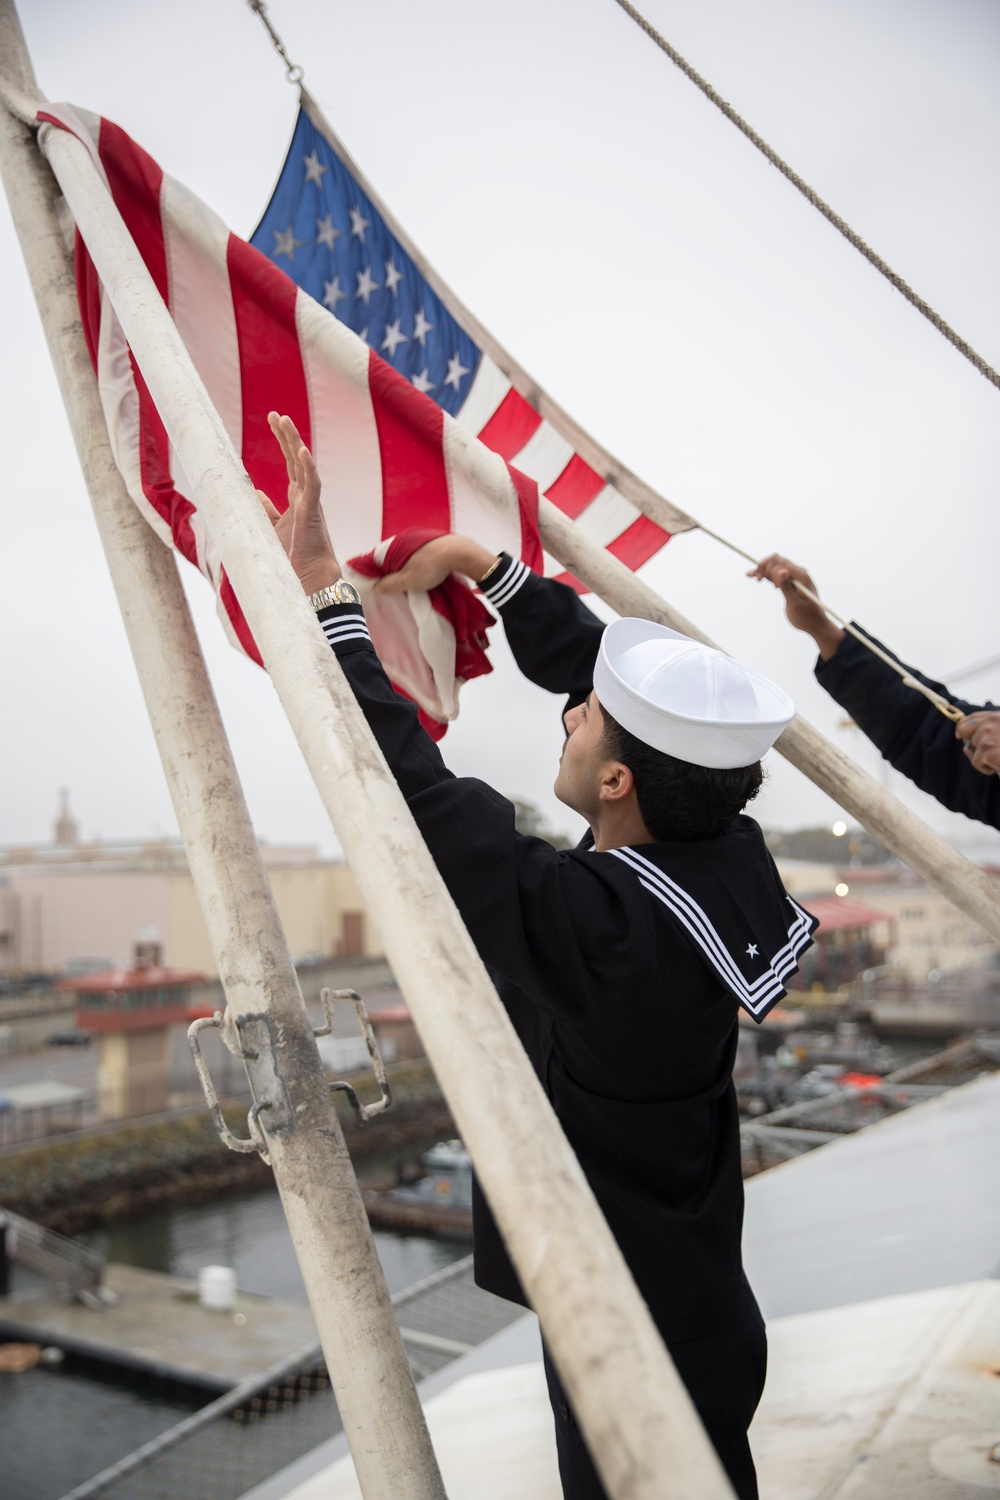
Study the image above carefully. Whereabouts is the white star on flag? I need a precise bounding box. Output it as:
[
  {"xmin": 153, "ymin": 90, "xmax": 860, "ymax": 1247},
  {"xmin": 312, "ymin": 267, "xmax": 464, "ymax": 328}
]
[
  {"xmin": 315, "ymin": 214, "xmax": 340, "ymax": 250},
  {"xmin": 381, "ymin": 319, "xmax": 407, "ymax": 357},
  {"xmin": 411, "ymin": 367, "xmax": 435, "ymax": 393},
  {"xmin": 384, "ymin": 259, "xmax": 403, "ymax": 295},
  {"xmin": 322, "ymin": 275, "xmax": 346, "ymax": 312},
  {"xmin": 413, "ymin": 307, "xmax": 434, "ymax": 346},
  {"xmin": 303, "ymin": 150, "xmax": 329, "ymax": 187},
  {"xmin": 444, "ymin": 353, "xmax": 469, "ymax": 391},
  {"xmin": 272, "ymin": 225, "xmax": 302, "ymax": 261},
  {"xmin": 355, "ymin": 265, "xmax": 379, "ymax": 303},
  {"xmin": 349, "ymin": 205, "xmax": 371, "ymax": 241},
  {"xmin": 746, "ymin": 943, "xmax": 759, "ymax": 958}
]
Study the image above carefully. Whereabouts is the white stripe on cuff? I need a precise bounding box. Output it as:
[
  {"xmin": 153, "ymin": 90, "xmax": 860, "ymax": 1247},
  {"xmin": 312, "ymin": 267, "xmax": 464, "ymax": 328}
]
[
  {"xmin": 321, "ymin": 612, "xmax": 371, "ymax": 647},
  {"xmin": 482, "ymin": 557, "xmax": 530, "ymax": 609}
]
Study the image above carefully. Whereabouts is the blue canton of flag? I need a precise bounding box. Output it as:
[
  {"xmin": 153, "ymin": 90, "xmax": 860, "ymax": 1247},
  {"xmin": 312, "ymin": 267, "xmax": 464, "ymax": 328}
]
[{"xmin": 252, "ymin": 111, "xmax": 481, "ymax": 417}]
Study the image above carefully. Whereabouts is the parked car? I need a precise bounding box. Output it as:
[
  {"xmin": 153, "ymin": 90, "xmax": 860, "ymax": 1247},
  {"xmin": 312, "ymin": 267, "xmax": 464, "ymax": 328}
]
[{"xmin": 46, "ymin": 1030, "xmax": 92, "ymax": 1047}]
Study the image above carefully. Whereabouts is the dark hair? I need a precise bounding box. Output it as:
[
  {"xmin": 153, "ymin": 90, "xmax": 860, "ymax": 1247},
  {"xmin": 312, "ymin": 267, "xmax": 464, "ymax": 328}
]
[{"xmin": 600, "ymin": 708, "xmax": 764, "ymax": 842}]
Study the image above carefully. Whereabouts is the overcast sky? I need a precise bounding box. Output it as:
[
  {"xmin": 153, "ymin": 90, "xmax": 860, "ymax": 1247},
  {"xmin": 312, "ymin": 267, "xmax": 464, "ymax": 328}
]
[{"xmin": 2, "ymin": 0, "xmax": 999, "ymax": 863}]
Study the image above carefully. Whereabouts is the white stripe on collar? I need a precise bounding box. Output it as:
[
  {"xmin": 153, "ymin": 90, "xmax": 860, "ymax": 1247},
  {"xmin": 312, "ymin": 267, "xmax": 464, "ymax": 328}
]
[{"xmin": 606, "ymin": 844, "xmax": 813, "ymax": 1018}]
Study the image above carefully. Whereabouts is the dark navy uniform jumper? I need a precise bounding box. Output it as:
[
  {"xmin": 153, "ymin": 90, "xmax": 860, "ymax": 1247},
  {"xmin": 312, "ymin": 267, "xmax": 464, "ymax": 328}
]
[{"xmin": 319, "ymin": 557, "xmax": 816, "ymax": 1500}]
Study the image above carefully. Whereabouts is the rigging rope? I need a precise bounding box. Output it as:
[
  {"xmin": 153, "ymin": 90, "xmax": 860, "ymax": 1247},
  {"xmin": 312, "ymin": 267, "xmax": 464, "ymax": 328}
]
[
  {"xmin": 611, "ymin": 0, "xmax": 1000, "ymax": 395},
  {"xmin": 697, "ymin": 524, "xmax": 965, "ymax": 723}
]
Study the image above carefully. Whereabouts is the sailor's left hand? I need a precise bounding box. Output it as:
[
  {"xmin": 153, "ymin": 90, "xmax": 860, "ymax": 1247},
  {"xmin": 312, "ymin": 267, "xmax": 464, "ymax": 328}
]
[
  {"xmin": 258, "ymin": 412, "xmax": 342, "ymax": 596},
  {"xmin": 955, "ymin": 711, "xmax": 1000, "ymax": 776}
]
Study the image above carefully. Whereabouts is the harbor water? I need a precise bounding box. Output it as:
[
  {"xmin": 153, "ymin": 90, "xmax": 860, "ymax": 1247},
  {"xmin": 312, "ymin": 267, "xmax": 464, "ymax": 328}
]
[{"xmin": 1, "ymin": 1185, "xmax": 467, "ymax": 1500}]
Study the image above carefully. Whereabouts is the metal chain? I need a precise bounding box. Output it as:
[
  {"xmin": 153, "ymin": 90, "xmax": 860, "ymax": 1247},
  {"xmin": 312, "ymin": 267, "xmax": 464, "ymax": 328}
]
[
  {"xmin": 246, "ymin": 0, "xmax": 304, "ymax": 85},
  {"xmin": 611, "ymin": 0, "xmax": 1000, "ymax": 393}
]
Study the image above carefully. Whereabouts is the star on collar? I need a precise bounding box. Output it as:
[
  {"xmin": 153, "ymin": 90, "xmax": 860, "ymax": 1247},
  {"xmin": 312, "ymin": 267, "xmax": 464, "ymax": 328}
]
[{"xmin": 746, "ymin": 943, "xmax": 759, "ymax": 958}]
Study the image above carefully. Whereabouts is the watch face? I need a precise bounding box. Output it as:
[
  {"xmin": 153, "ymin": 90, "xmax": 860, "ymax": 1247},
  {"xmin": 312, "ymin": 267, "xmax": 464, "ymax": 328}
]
[{"xmin": 334, "ymin": 580, "xmax": 362, "ymax": 605}]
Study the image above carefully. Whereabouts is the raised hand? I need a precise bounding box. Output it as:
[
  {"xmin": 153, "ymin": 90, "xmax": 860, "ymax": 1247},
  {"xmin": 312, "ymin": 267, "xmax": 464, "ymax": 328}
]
[{"xmin": 257, "ymin": 412, "xmax": 341, "ymax": 597}]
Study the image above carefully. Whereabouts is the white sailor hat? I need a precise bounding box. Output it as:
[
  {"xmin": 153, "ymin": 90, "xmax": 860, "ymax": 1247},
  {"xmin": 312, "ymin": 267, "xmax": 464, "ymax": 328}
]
[{"xmin": 593, "ymin": 618, "xmax": 794, "ymax": 770}]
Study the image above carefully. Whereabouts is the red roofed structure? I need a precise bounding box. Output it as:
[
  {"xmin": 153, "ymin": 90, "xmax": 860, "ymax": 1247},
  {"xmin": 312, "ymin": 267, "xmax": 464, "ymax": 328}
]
[{"xmin": 57, "ymin": 940, "xmax": 206, "ymax": 1119}]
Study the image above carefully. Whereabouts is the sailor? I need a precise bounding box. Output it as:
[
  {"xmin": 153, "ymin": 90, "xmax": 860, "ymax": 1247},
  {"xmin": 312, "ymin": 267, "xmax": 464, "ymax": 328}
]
[
  {"xmin": 261, "ymin": 416, "xmax": 816, "ymax": 1500},
  {"xmin": 751, "ymin": 554, "xmax": 1000, "ymax": 829}
]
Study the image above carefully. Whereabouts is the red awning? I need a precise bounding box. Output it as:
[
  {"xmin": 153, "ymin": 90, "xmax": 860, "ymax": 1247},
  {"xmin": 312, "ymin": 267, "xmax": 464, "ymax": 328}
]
[{"xmin": 805, "ymin": 897, "xmax": 891, "ymax": 933}]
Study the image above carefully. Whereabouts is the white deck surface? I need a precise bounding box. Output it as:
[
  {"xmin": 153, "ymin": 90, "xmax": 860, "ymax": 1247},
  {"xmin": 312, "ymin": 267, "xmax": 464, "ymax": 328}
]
[
  {"xmin": 743, "ymin": 1072, "xmax": 1000, "ymax": 1320},
  {"xmin": 244, "ymin": 1073, "xmax": 1000, "ymax": 1499}
]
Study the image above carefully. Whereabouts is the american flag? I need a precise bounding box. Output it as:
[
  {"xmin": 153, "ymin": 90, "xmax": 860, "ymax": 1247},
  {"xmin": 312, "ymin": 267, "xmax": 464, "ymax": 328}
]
[
  {"xmin": 251, "ymin": 93, "xmax": 696, "ymax": 588},
  {"xmin": 41, "ymin": 98, "xmax": 692, "ymax": 729}
]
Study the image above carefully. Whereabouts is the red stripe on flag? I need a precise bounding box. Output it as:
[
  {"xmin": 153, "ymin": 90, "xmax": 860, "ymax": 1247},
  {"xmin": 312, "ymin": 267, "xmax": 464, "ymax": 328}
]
[
  {"xmin": 607, "ymin": 514, "xmax": 671, "ymax": 572},
  {"xmin": 97, "ymin": 119, "xmax": 169, "ymax": 305},
  {"xmin": 220, "ymin": 572, "xmax": 263, "ymax": 665},
  {"xmin": 130, "ymin": 356, "xmax": 200, "ymax": 567},
  {"xmin": 476, "ymin": 389, "xmax": 542, "ymax": 460},
  {"xmin": 369, "ymin": 352, "xmax": 452, "ymax": 537},
  {"xmin": 507, "ymin": 465, "xmax": 544, "ymax": 574},
  {"xmin": 551, "ymin": 516, "xmax": 672, "ymax": 593},
  {"xmin": 88, "ymin": 123, "xmax": 204, "ymax": 578},
  {"xmin": 74, "ymin": 235, "xmax": 103, "ymax": 374},
  {"xmin": 544, "ymin": 455, "xmax": 605, "ymax": 518},
  {"xmin": 227, "ymin": 237, "xmax": 311, "ymax": 506}
]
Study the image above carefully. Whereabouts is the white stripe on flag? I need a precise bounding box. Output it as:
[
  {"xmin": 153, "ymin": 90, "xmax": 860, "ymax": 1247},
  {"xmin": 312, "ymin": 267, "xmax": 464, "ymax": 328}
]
[
  {"xmin": 161, "ymin": 174, "xmax": 243, "ymax": 585},
  {"xmin": 454, "ymin": 353, "xmax": 510, "ymax": 435},
  {"xmin": 508, "ymin": 422, "xmax": 575, "ymax": 492},
  {"xmin": 95, "ymin": 286, "xmax": 172, "ymax": 548},
  {"xmin": 443, "ymin": 413, "xmax": 526, "ymax": 559},
  {"xmin": 572, "ymin": 485, "xmax": 641, "ymax": 548},
  {"xmin": 297, "ymin": 293, "xmax": 386, "ymax": 566}
]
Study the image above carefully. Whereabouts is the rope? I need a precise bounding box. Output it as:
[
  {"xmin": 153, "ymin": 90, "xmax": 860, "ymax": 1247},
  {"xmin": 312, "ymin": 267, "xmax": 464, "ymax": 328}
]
[
  {"xmin": 611, "ymin": 0, "xmax": 1000, "ymax": 395},
  {"xmin": 696, "ymin": 523, "xmax": 965, "ymax": 723},
  {"xmin": 246, "ymin": 0, "xmax": 304, "ymax": 85}
]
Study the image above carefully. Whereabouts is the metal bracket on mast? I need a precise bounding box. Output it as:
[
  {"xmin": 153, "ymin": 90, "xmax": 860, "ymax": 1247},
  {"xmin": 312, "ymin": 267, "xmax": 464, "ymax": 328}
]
[
  {"xmin": 187, "ymin": 1012, "xmax": 290, "ymax": 1164},
  {"xmin": 316, "ymin": 988, "xmax": 393, "ymax": 1123}
]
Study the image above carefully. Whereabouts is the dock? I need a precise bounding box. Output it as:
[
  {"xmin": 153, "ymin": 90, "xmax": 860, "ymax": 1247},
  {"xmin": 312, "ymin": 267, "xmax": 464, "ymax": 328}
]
[{"xmin": 0, "ymin": 1261, "xmax": 318, "ymax": 1392}]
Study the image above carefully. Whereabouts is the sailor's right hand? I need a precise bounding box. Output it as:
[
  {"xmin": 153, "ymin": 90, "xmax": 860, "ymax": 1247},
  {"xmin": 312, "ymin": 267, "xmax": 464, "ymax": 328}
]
[{"xmin": 749, "ymin": 554, "xmax": 845, "ymax": 661}]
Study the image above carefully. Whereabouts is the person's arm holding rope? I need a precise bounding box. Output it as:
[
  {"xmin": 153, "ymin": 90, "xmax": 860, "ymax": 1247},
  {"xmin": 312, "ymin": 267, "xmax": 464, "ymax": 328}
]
[{"xmin": 750, "ymin": 554, "xmax": 1000, "ymax": 825}]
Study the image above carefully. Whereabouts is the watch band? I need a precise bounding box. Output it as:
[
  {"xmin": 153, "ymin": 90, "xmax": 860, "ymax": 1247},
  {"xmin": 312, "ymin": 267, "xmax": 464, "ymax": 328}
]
[{"xmin": 308, "ymin": 579, "xmax": 362, "ymax": 611}]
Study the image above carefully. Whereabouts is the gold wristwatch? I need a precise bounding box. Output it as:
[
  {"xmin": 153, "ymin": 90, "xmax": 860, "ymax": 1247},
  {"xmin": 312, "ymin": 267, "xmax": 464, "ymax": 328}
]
[{"xmin": 308, "ymin": 580, "xmax": 362, "ymax": 611}]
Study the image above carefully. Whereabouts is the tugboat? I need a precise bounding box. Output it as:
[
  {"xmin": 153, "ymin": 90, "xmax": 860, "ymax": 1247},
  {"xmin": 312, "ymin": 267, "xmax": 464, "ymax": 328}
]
[{"xmin": 362, "ymin": 1140, "xmax": 473, "ymax": 1241}]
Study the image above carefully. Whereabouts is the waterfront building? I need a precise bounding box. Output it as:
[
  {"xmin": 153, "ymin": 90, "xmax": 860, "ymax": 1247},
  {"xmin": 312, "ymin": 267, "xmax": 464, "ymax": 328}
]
[{"xmin": 0, "ymin": 794, "xmax": 381, "ymax": 978}]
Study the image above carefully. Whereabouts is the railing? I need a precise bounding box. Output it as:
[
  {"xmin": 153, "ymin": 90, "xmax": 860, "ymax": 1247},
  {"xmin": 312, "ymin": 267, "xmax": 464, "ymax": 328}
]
[
  {"xmin": 57, "ymin": 1257, "xmax": 523, "ymax": 1500},
  {"xmin": 2, "ymin": 1208, "xmax": 106, "ymax": 1300}
]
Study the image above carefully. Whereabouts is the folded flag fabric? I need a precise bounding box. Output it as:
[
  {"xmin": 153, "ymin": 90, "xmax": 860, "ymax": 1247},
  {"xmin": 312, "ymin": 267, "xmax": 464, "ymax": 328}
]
[
  {"xmin": 346, "ymin": 530, "xmax": 495, "ymax": 739},
  {"xmin": 40, "ymin": 102, "xmax": 541, "ymax": 727}
]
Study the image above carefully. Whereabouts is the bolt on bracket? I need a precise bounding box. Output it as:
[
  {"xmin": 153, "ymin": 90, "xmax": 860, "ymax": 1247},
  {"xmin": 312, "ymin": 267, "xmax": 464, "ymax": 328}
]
[{"xmin": 317, "ymin": 988, "xmax": 393, "ymax": 1122}]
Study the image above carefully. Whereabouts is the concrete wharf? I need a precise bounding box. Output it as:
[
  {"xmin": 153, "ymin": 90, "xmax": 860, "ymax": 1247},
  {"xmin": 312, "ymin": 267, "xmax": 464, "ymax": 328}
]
[{"xmin": 0, "ymin": 1261, "xmax": 318, "ymax": 1392}]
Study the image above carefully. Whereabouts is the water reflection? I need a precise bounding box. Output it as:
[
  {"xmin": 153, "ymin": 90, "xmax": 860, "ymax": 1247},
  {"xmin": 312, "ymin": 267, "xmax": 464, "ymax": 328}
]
[{"xmin": 82, "ymin": 1185, "xmax": 467, "ymax": 1302}]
